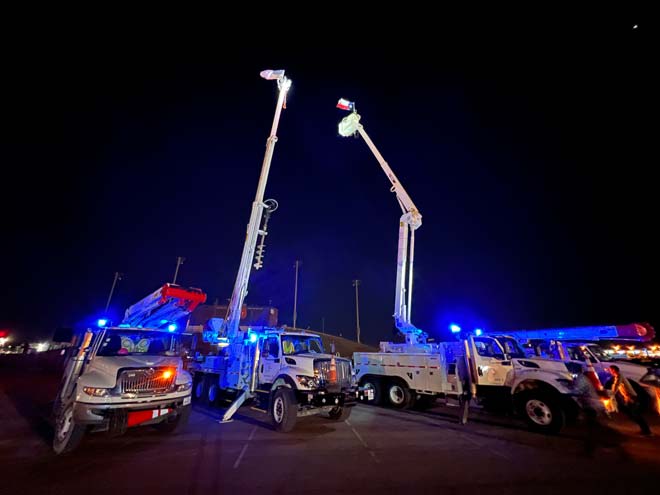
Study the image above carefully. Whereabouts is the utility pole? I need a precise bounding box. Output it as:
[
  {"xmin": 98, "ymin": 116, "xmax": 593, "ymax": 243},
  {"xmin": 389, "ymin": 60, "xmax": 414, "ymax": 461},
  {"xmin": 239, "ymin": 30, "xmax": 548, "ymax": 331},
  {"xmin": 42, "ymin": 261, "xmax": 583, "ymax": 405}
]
[
  {"xmin": 352, "ymin": 279, "xmax": 361, "ymax": 344},
  {"xmin": 293, "ymin": 260, "xmax": 301, "ymax": 329},
  {"xmin": 104, "ymin": 271, "xmax": 123, "ymax": 313},
  {"xmin": 172, "ymin": 256, "xmax": 186, "ymax": 284}
]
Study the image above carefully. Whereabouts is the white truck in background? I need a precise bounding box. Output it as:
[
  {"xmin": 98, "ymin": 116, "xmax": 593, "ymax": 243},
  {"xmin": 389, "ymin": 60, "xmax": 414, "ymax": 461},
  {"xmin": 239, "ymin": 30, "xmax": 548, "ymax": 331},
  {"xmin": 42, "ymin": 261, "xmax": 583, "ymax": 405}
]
[
  {"xmin": 52, "ymin": 283, "xmax": 207, "ymax": 454},
  {"xmin": 494, "ymin": 323, "xmax": 659, "ymax": 413},
  {"xmin": 187, "ymin": 70, "xmax": 357, "ymax": 432},
  {"xmin": 337, "ymin": 102, "xmax": 579, "ymax": 434}
]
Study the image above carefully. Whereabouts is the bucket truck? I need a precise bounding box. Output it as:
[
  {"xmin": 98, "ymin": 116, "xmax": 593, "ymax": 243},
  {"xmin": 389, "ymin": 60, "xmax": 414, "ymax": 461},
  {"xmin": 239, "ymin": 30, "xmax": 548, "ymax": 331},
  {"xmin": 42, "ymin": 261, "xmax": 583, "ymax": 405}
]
[
  {"xmin": 51, "ymin": 283, "xmax": 207, "ymax": 454},
  {"xmin": 486, "ymin": 322, "xmax": 659, "ymax": 413},
  {"xmin": 337, "ymin": 100, "xmax": 579, "ymax": 434},
  {"xmin": 187, "ymin": 71, "xmax": 357, "ymax": 432}
]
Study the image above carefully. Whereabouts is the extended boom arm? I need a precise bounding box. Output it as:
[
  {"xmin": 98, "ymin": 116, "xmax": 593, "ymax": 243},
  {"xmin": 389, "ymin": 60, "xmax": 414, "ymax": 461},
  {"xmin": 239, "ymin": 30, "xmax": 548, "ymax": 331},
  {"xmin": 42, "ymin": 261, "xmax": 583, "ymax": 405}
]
[
  {"xmin": 220, "ymin": 70, "xmax": 292, "ymax": 343},
  {"xmin": 338, "ymin": 106, "xmax": 426, "ymax": 344}
]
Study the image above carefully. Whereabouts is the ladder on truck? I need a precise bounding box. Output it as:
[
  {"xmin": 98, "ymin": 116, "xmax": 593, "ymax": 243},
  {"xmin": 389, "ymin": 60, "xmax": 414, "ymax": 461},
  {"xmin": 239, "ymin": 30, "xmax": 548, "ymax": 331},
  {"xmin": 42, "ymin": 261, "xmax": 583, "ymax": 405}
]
[{"xmin": 121, "ymin": 283, "xmax": 207, "ymax": 329}]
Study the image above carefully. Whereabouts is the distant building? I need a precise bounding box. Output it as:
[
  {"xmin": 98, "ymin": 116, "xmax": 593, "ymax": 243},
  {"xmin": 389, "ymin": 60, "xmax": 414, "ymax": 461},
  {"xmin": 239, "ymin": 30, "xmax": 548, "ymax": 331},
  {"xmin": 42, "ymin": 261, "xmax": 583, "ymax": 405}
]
[{"xmin": 188, "ymin": 304, "xmax": 279, "ymax": 329}]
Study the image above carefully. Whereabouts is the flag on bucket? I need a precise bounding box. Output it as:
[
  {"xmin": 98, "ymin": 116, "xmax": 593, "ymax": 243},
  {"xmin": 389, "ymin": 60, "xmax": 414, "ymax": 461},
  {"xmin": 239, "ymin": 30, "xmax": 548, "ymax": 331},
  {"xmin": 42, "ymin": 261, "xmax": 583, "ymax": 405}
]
[{"xmin": 336, "ymin": 98, "xmax": 354, "ymax": 111}]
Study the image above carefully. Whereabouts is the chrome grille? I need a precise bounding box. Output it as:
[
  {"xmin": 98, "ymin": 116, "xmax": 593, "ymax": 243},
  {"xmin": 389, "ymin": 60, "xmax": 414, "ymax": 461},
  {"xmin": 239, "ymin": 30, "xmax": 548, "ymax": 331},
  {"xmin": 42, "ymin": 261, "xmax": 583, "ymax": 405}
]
[
  {"xmin": 314, "ymin": 358, "xmax": 352, "ymax": 389},
  {"xmin": 117, "ymin": 367, "xmax": 176, "ymax": 395}
]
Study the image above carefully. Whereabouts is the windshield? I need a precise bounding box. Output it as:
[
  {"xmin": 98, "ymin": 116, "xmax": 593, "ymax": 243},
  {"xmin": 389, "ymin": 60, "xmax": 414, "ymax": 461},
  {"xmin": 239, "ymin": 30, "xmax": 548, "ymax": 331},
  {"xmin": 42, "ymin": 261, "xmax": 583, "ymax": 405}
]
[
  {"xmin": 586, "ymin": 344, "xmax": 615, "ymax": 362},
  {"xmin": 96, "ymin": 330, "xmax": 176, "ymax": 357},
  {"xmin": 497, "ymin": 337, "xmax": 527, "ymax": 359},
  {"xmin": 281, "ymin": 335, "xmax": 324, "ymax": 355}
]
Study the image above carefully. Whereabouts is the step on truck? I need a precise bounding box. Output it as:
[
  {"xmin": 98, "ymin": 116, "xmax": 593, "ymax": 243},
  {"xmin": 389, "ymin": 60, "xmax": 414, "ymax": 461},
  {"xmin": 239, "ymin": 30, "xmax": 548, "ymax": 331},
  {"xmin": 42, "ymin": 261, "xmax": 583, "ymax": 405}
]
[{"xmin": 52, "ymin": 283, "xmax": 207, "ymax": 454}]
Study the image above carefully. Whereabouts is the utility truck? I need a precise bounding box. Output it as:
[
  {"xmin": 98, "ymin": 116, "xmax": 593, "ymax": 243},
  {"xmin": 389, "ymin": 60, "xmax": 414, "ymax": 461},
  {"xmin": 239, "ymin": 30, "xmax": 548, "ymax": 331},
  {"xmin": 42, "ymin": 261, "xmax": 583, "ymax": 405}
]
[
  {"xmin": 52, "ymin": 283, "xmax": 206, "ymax": 454},
  {"xmin": 490, "ymin": 323, "xmax": 659, "ymax": 413},
  {"xmin": 187, "ymin": 70, "xmax": 357, "ymax": 432},
  {"xmin": 337, "ymin": 101, "xmax": 579, "ymax": 434}
]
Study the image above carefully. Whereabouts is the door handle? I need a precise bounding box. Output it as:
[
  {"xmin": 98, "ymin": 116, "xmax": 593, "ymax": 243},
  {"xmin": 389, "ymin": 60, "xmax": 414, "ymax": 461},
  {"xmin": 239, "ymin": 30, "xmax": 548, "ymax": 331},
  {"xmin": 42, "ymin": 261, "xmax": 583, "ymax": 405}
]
[{"xmin": 260, "ymin": 364, "xmax": 264, "ymax": 373}]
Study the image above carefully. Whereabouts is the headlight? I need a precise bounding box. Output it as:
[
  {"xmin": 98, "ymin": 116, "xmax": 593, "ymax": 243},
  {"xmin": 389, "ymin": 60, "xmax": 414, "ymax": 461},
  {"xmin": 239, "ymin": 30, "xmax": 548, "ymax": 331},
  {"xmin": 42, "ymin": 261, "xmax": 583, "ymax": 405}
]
[
  {"xmin": 177, "ymin": 382, "xmax": 193, "ymax": 392},
  {"xmin": 83, "ymin": 387, "xmax": 110, "ymax": 397},
  {"xmin": 296, "ymin": 375, "xmax": 318, "ymax": 389}
]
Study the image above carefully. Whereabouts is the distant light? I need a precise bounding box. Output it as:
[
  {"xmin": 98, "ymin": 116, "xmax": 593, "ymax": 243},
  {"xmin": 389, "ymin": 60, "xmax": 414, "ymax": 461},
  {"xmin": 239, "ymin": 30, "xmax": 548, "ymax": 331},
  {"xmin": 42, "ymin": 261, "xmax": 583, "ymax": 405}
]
[
  {"xmin": 97, "ymin": 318, "xmax": 108, "ymax": 327},
  {"xmin": 633, "ymin": 25, "xmax": 638, "ymax": 29},
  {"xmin": 36, "ymin": 342, "xmax": 49, "ymax": 352},
  {"xmin": 167, "ymin": 324, "xmax": 177, "ymax": 332},
  {"xmin": 474, "ymin": 328, "xmax": 483, "ymax": 336},
  {"xmin": 449, "ymin": 324, "xmax": 461, "ymax": 334},
  {"xmin": 160, "ymin": 319, "xmax": 169, "ymax": 324},
  {"xmin": 249, "ymin": 332, "xmax": 258, "ymax": 343}
]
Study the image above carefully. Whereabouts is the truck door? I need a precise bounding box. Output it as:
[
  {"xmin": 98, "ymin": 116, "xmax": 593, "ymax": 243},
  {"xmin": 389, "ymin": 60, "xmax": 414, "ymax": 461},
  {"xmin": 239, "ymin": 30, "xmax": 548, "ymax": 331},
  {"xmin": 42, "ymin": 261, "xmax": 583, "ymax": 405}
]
[
  {"xmin": 469, "ymin": 337, "xmax": 509, "ymax": 386},
  {"xmin": 259, "ymin": 336, "xmax": 281, "ymax": 386}
]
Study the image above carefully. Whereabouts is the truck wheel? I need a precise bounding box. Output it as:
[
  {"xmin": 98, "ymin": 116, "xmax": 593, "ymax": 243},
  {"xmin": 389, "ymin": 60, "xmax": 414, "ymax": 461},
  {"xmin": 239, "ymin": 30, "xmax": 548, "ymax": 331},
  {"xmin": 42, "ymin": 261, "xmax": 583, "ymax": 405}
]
[
  {"xmin": 517, "ymin": 391, "xmax": 565, "ymax": 434},
  {"xmin": 193, "ymin": 376, "xmax": 206, "ymax": 403},
  {"xmin": 328, "ymin": 406, "xmax": 352, "ymax": 421},
  {"xmin": 154, "ymin": 404, "xmax": 191, "ymax": 434},
  {"xmin": 53, "ymin": 402, "xmax": 86, "ymax": 454},
  {"xmin": 208, "ymin": 383, "xmax": 219, "ymax": 405},
  {"xmin": 387, "ymin": 381, "xmax": 412, "ymax": 409},
  {"xmin": 360, "ymin": 378, "xmax": 383, "ymax": 406},
  {"xmin": 270, "ymin": 388, "xmax": 298, "ymax": 433}
]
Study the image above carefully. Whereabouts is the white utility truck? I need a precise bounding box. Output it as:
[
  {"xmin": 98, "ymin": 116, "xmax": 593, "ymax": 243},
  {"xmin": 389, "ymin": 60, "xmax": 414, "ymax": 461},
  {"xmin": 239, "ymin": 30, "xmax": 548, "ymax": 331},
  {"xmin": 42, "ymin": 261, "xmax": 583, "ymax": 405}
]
[
  {"xmin": 52, "ymin": 283, "xmax": 206, "ymax": 454},
  {"xmin": 492, "ymin": 323, "xmax": 659, "ymax": 413},
  {"xmin": 187, "ymin": 70, "xmax": 357, "ymax": 432},
  {"xmin": 337, "ymin": 101, "xmax": 579, "ymax": 434}
]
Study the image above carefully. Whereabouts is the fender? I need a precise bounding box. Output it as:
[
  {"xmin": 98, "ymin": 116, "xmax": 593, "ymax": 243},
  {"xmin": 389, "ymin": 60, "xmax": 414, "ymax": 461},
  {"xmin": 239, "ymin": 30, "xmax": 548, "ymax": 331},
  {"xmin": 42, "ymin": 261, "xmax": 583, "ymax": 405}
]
[{"xmin": 272, "ymin": 374, "xmax": 297, "ymax": 391}]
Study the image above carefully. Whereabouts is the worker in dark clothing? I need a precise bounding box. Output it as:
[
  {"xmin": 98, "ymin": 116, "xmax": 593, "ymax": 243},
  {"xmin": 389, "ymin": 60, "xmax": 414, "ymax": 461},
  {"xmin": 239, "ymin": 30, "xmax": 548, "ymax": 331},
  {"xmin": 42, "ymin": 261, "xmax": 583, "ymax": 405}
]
[{"xmin": 609, "ymin": 365, "xmax": 652, "ymax": 436}]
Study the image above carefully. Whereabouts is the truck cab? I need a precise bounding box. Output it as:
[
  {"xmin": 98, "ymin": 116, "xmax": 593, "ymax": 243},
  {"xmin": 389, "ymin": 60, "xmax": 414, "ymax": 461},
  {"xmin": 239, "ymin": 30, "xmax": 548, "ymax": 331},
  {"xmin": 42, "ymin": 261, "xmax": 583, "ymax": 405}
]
[
  {"xmin": 53, "ymin": 325, "xmax": 193, "ymax": 454},
  {"xmin": 190, "ymin": 327, "xmax": 357, "ymax": 431}
]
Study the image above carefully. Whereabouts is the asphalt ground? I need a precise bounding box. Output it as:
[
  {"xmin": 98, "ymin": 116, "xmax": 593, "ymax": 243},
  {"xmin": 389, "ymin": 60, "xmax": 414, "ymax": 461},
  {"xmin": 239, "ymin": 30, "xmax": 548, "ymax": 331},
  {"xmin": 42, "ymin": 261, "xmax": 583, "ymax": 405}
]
[{"xmin": 2, "ymin": 370, "xmax": 660, "ymax": 495}]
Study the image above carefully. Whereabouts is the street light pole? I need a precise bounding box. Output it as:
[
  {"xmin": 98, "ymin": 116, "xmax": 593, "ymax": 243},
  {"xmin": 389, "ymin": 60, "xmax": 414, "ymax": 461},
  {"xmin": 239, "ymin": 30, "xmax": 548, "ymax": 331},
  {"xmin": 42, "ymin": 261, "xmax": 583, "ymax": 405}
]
[
  {"xmin": 172, "ymin": 256, "xmax": 186, "ymax": 284},
  {"xmin": 104, "ymin": 271, "xmax": 123, "ymax": 313},
  {"xmin": 352, "ymin": 279, "xmax": 361, "ymax": 344},
  {"xmin": 293, "ymin": 260, "xmax": 301, "ymax": 329}
]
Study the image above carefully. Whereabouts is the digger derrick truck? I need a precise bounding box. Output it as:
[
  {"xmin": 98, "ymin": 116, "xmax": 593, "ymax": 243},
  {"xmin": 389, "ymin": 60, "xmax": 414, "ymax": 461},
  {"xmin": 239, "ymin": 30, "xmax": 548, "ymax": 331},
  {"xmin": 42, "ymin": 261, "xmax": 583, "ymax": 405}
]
[
  {"xmin": 52, "ymin": 283, "xmax": 207, "ymax": 454},
  {"xmin": 187, "ymin": 70, "xmax": 357, "ymax": 432},
  {"xmin": 337, "ymin": 101, "xmax": 578, "ymax": 434}
]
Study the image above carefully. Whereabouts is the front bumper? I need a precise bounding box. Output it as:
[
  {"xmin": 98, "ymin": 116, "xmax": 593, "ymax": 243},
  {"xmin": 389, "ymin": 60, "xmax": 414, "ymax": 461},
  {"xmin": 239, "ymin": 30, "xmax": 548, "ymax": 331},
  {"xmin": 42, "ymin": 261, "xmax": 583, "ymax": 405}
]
[
  {"xmin": 295, "ymin": 388, "xmax": 358, "ymax": 409},
  {"xmin": 74, "ymin": 394, "xmax": 191, "ymax": 426}
]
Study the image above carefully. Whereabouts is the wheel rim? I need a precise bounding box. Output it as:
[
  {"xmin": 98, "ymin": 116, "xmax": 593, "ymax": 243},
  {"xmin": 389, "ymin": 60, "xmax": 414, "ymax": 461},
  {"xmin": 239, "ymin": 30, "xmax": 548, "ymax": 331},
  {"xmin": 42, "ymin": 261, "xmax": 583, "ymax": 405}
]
[
  {"xmin": 195, "ymin": 381, "xmax": 204, "ymax": 399},
  {"xmin": 273, "ymin": 396, "xmax": 285, "ymax": 423},
  {"xmin": 526, "ymin": 399, "xmax": 552, "ymax": 426},
  {"xmin": 389, "ymin": 384, "xmax": 405, "ymax": 405},
  {"xmin": 208, "ymin": 385, "xmax": 217, "ymax": 402},
  {"xmin": 56, "ymin": 406, "xmax": 74, "ymax": 441}
]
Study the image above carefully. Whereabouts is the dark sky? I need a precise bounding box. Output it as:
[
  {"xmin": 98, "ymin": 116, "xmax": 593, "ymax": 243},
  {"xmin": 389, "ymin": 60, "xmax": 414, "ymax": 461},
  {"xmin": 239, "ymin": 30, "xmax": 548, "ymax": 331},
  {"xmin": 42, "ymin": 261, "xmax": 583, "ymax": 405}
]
[{"xmin": 2, "ymin": 13, "xmax": 656, "ymax": 345}]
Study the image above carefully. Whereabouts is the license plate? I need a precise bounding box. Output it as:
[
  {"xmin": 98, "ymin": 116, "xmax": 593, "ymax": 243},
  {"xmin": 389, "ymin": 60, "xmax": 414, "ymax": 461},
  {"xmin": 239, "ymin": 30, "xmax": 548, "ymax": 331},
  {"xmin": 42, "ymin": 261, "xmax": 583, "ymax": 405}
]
[{"xmin": 183, "ymin": 396, "xmax": 191, "ymax": 406}]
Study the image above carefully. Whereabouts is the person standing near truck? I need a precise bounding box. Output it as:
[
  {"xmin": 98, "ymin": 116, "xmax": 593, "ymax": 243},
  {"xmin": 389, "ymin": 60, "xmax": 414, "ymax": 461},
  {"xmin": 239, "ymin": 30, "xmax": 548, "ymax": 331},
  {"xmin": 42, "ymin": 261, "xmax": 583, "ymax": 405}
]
[{"xmin": 609, "ymin": 365, "xmax": 653, "ymax": 436}]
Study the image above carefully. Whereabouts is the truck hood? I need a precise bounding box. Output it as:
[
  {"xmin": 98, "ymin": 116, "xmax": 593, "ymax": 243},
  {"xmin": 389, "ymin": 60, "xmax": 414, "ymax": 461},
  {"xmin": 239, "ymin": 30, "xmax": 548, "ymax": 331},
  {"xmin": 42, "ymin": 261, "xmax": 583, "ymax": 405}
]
[
  {"xmin": 608, "ymin": 360, "xmax": 649, "ymax": 381},
  {"xmin": 513, "ymin": 357, "xmax": 571, "ymax": 375}
]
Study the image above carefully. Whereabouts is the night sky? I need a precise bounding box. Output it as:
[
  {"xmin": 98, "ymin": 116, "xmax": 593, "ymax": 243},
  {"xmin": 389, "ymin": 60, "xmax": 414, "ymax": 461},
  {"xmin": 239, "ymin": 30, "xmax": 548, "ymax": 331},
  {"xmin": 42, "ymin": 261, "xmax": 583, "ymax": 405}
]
[{"xmin": 2, "ymin": 14, "xmax": 655, "ymax": 345}]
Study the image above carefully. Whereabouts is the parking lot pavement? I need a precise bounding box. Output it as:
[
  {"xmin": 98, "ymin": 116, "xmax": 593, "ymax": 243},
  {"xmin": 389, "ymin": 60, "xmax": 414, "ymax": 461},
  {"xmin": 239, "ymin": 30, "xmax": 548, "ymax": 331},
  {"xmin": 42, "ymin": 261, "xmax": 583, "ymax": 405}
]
[{"xmin": 2, "ymin": 372, "xmax": 660, "ymax": 495}]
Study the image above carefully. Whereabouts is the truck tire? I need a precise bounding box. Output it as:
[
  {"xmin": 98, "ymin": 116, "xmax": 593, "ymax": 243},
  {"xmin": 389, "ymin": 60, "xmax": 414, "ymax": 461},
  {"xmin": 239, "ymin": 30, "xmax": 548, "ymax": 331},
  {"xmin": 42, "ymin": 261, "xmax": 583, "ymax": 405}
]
[
  {"xmin": 328, "ymin": 406, "xmax": 352, "ymax": 421},
  {"xmin": 193, "ymin": 375, "xmax": 206, "ymax": 403},
  {"xmin": 208, "ymin": 383, "xmax": 219, "ymax": 405},
  {"xmin": 517, "ymin": 390, "xmax": 565, "ymax": 434},
  {"xmin": 270, "ymin": 388, "xmax": 298, "ymax": 433},
  {"xmin": 154, "ymin": 404, "xmax": 191, "ymax": 434},
  {"xmin": 386, "ymin": 381, "xmax": 413, "ymax": 409},
  {"xmin": 360, "ymin": 378, "xmax": 383, "ymax": 406},
  {"xmin": 53, "ymin": 402, "xmax": 86, "ymax": 455}
]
